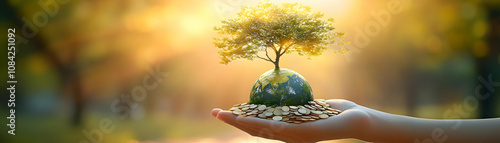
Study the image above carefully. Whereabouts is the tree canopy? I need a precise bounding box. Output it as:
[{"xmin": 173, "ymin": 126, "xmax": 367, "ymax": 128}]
[{"xmin": 214, "ymin": 0, "xmax": 346, "ymax": 69}]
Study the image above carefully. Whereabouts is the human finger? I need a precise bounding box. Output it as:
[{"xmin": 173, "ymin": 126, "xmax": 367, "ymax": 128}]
[{"xmin": 211, "ymin": 108, "xmax": 222, "ymax": 117}]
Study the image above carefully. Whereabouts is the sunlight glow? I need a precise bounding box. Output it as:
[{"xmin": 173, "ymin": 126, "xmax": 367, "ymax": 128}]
[{"xmin": 181, "ymin": 16, "xmax": 204, "ymax": 36}]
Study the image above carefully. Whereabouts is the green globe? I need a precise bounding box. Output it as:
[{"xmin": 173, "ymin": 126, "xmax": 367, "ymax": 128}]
[{"xmin": 248, "ymin": 68, "xmax": 313, "ymax": 106}]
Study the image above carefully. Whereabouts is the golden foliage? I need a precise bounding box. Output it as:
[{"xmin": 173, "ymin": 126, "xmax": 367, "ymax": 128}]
[{"xmin": 214, "ymin": 0, "xmax": 346, "ymax": 66}]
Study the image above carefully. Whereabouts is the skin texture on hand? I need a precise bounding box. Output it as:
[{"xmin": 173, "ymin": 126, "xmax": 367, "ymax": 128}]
[
  {"xmin": 212, "ymin": 99, "xmax": 500, "ymax": 143},
  {"xmin": 211, "ymin": 99, "xmax": 372, "ymax": 143}
]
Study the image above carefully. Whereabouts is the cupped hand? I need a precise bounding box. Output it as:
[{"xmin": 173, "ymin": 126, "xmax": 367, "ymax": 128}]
[{"xmin": 212, "ymin": 99, "xmax": 372, "ymax": 143}]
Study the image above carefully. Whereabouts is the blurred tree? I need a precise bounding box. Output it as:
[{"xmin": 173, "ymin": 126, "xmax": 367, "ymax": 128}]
[
  {"xmin": 214, "ymin": 0, "xmax": 346, "ymax": 69},
  {"xmin": 478, "ymin": 5, "xmax": 500, "ymax": 118},
  {"xmin": 4, "ymin": 0, "xmax": 176, "ymax": 126},
  {"xmin": 2, "ymin": 0, "xmax": 86, "ymax": 125}
]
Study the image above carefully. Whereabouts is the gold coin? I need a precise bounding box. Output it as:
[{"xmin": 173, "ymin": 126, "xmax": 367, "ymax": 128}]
[
  {"xmin": 267, "ymin": 108, "xmax": 275, "ymax": 112},
  {"xmin": 294, "ymin": 111, "xmax": 302, "ymax": 116},
  {"xmin": 319, "ymin": 114, "xmax": 329, "ymax": 119},
  {"xmin": 232, "ymin": 111, "xmax": 243, "ymax": 115},
  {"xmin": 249, "ymin": 105, "xmax": 257, "ymax": 109},
  {"xmin": 273, "ymin": 109, "xmax": 283, "ymax": 116},
  {"xmin": 312, "ymin": 111, "xmax": 323, "ymax": 115},
  {"xmin": 298, "ymin": 109, "xmax": 307, "ymax": 114},
  {"xmin": 282, "ymin": 111, "xmax": 289, "ymax": 115},
  {"xmin": 257, "ymin": 105, "xmax": 266, "ymax": 110},
  {"xmin": 272, "ymin": 116, "xmax": 283, "ymax": 121},
  {"xmin": 258, "ymin": 114, "xmax": 266, "ymax": 118},
  {"xmin": 281, "ymin": 106, "xmax": 290, "ymax": 112},
  {"xmin": 227, "ymin": 101, "xmax": 343, "ymax": 124}
]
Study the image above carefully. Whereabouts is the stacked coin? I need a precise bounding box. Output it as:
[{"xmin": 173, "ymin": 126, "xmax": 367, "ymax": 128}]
[{"xmin": 228, "ymin": 99, "xmax": 342, "ymax": 124}]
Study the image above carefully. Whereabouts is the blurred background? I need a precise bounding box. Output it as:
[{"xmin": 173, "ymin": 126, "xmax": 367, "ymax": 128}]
[{"xmin": 0, "ymin": 0, "xmax": 499, "ymax": 142}]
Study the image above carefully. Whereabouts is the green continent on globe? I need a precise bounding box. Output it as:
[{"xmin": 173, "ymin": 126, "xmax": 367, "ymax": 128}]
[{"xmin": 248, "ymin": 68, "xmax": 313, "ymax": 106}]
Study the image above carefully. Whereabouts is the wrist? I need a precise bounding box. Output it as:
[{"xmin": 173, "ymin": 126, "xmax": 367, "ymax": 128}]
[
  {"xmin": 355, "ymin": 107, "xmax": 379, "ymax": 142},
  {"xmin": 353, "ymin": 105, "xmax": 404, "ymax": 143},
  {"xmin": 360, "ymin": 106, "xmax": 423, "ymax": 143},
  {"xmin": 337, "ymin": 107, "xmax": 373, "ymax": 141}
]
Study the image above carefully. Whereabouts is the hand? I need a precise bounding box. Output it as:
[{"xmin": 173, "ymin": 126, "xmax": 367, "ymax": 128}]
[{"xmin": 211, "ymin": 99, "xmax": 372, "ymax": 143}]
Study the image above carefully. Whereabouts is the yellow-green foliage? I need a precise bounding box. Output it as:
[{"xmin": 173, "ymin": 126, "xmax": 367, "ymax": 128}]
[{"xmin": 214, "ymin": 0, "xmax": 346, "ymax": 66}]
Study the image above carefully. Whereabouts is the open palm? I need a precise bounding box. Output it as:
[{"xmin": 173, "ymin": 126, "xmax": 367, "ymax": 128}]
[{"xmin": 211, "ymin": 99, "xmax": 371, "ymax": 143}]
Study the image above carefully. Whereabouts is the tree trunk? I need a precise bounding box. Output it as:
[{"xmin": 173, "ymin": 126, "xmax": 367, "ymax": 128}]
[
  {"xmin": 478, "ymin": 8, "xmax": 500, "ymax": 118},
  {"xmin": 274, "ymin": 53, "xmax": 281, "ymax": 70},
  {"xmin": 2, "ymin": 1, "xmax": 85, "ymax": 126},
  {"xmin": 70, "ymin": 70, "xmax": 84, "ymax": 126},
  {"xmin": 274, "ymin": 57, "xmax": 280, "ymax": 69}
]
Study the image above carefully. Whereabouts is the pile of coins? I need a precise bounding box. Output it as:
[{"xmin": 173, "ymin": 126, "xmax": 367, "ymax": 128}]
[{"xmin": 229, "ymin": 99, "xmax": 342, "ymax": 124}]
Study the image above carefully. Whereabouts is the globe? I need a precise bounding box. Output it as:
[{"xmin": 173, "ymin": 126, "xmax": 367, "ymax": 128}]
[{"xmin": 248, "ymin": 68, "xmax": 313, "ymax": 106}]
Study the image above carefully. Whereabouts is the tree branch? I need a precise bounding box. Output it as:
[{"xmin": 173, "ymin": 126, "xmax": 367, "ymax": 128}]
[
  {"xmin": 278, "ymin": 44, "xmax": 283, "ymax": 54},
  {"xmin": 280, "ymin": 43, "xmax": 295, "ymax": 56},
  {"xmin": 256, "ymin": 55, "xmax": 274, "ymax": 62},
  {"xmin": 265, "ymin": 47, "xmax": 273, "ymax": 62},
  {"xmin": 270, "ymin": 44, "xmax": 278, "ymax": 54}
]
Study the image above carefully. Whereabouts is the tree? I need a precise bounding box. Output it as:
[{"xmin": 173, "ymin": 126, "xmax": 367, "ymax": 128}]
[
  {"xmin": 3, "ymin": 0, "xmax": 175, "ymax": 126},
  {"xmin": 214, "ymin": 0, "xmax": 346, "ymax": 69}
]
